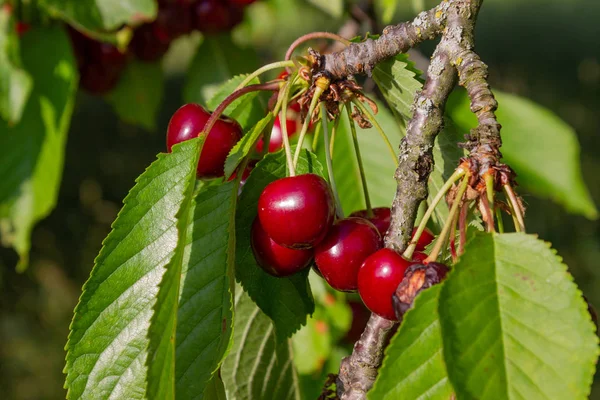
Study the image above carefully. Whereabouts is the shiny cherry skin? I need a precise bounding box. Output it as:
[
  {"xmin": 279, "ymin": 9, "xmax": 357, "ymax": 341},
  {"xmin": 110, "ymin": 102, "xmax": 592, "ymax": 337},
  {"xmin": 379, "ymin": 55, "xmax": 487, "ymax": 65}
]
[
  {"xmin": 167, "ymin": 103, "xmax": 242, "ymax": 178},
  {"xmin": 256, "ymin": 116, "xmax": 298, "ymax": 153},
  {"xmin": 349, "ymin": 207, "xmax": 391, "ymax": 237},
  {"xmin": 193, "ymin": 0, "xmax": 243, "ymax": 33},
  {"xmin": 251, "ymin": 218, "xmax": 313, "ymax": 277},
  {"xmin": 315, "ymin": 218, "xmax": 381, "ymax": 292},
  {"xmin": 412, "ymin": 227, "xmax": 435, "ymax": 251},
  {"xmin": 258, "ymin": 174, "xmax": 335, "ymax": 249},
  {"xmin": 358, "ymin": 248, "xmax": 411, "ymax": 320}
]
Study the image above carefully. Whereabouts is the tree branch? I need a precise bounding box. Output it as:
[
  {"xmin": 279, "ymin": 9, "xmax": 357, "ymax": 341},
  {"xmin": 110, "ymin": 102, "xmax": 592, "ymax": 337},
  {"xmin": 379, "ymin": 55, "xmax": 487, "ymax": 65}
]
[{"xmin": 323, "ymin": 1, "xmax": 498, "ymax": 399}]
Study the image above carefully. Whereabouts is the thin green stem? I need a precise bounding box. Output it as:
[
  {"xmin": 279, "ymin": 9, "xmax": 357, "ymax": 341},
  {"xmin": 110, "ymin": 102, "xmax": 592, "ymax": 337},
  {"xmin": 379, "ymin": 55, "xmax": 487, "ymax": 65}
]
[
  {"xmin": 202, "ymin": 82, "xmax": 279, "ymax": 139},
  {"xmin": 293, "ymin": 84, "xmax": 327, "ymax": 168},
  {"xmin": 504, "ymin": 184, "xmax": 525, "ymax": 232},
  {"xmin": 426, "ymin": 174, "xmax": 470, "ymax": 262},
  {"xmin": 402, "ymin": 167, "xmax": 467, "ymax": 260},
  {"xmin": 280, "ymin": 80, "xmax": 296, "ymax": 176},
  {"xmin": 321, "ymin": 103, "xmax": 343, "ymax": 219},
  {"xmin": 495, "ymin": 206, "xmax": 505, "ymax": 233},
  {"xmin": 311, "ymin": 119, "xmax": 322, "ymax": 151},
  {"xmin": 484, "ymin": 173, "xmax": 495, "ymax": 232},
  {"xmin": 235, "ymin": 60, "xmax": 296, "ymax": 90},
  {"xmin": 346, "ymin": 105, "xmax": 372, "ymax": 217},
  {"xmin": 351, "ymin": 99, "xmax": 398, "ymax": 166},
  {"xmin": 285, "ymin": 32, "xmax": 351, "ymax": 62}
]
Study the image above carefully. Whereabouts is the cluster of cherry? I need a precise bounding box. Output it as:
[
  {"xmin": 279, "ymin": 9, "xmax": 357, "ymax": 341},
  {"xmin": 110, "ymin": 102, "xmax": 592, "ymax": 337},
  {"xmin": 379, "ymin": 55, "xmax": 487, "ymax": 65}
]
[
  {"xmin": 164, "ymin": 98, "xmax": 446, "ymax": 321},
  {"xmin": 67, "ymin": 0, "xmax": 257, "ymax": 94}
]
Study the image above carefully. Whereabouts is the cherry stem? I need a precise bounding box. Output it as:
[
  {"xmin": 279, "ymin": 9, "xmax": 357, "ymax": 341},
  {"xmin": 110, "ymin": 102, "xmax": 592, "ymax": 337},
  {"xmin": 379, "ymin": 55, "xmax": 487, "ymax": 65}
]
[
  {"xmin": 425, "ymin": 173, "xmax": 470, "ymax": 263},
  {"xmin": 458, "ymin": 201, "xmax": 469, "ymax": 257},
  {"xmin": 402, "ymin": 167, "xmax": 466, "ymax": 260},
  {"xmin": 293, "ymin": 81, "xmax": 328, "ymax": 168},
  {"xmin": 321, "ymin": 103, "xmax": 344, "ymax": 218},
  {"xmin": 201, "ymin": 82, "xmax": 280, "ymax": 140},
  {"xmin": 495, "ymin": 206, "xmax": 505, "ymax": 233},
  {"xmin": 279, "ymin": 78, "xmax": 297, "ymax": 176},
  {"xmin": 311, "ymin": 119, "xmax": 322, "ymax": 151},
  {"xmin": 236, "ymin": 60, "xmax": 296, "ymax": 90},
  {"xmin": 479, "ymin": 193, "xmax": 495, "ymax": 233},
  {"xmin": 351, "ymin": 99, "xmax": 398, "ymax": 167},
  {"xmin": 484, "ymin": 173, "xmax": 495, "ymax": 232},
  {"xmin": 504, "ymin": 183, "xmax": 526, "ymax": 232},
  {"xmin": 284, "ymin": 32, "xmax": 351, "ymax": 64},
  {"xmin": 449, "ymin": 208, "xmax": 460, "ymax": 263},
  {"xmin": 346, "ymin": 104, "xmax": 373, "ymax": 218}
]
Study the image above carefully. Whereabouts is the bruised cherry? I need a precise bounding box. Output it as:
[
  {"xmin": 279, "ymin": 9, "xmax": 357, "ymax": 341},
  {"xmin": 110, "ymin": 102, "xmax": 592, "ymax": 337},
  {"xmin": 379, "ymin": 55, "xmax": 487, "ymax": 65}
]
[
  {"xmin": 314, "ymin": 218, "xmax": 381, "ymax": 292},
  {"xmin": 358, "ymin": 248, "xmax": 411, "ymax": 320},
  {"xmin": 412, "ymin": 227, "xmax": 435, "ymax": 251},
  {"xmin": 167, "ymin": 103, "xmax": 242, "ymax": 178},
  {"xmin": 258, "ymin": 174, "xmax": 335, "ymax": 249},
  {"xmin": 251, "ymin": 218, "xmax": 313, "ymax": 277},
  {"xmin": 349, "ymin": 207, "xmax": 391, "ymax": 237}
]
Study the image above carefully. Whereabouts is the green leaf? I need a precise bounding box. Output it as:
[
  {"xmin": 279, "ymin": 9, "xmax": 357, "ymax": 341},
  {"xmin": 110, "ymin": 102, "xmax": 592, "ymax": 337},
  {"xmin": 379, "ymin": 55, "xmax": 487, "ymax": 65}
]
[
  {"xmin": 184, "ymin": 35, "xmax": 260, "ymax": 109},
  {"xmin": 105, "ymin": 61, "xmax": 164, "ymax": 131},
  {"xmin": 202, "ymin": 375, "xmax": 227, "ymax": 400},
  {"xmin": 235, "ymin": 149, "xmax": 324, "ymax": 337},
  {"xmin": 205, "ymin": 74, "xmax": 266, "ymax": 132},
  {"xmin": 369, "ymin": 285, "xmax": 454, "ymax": 399},
  {"xmin": 447, "ymin": 89, "xmax": 598, "ymax": 219},
  {"xmin": 65, "ymin": 138, "xmax": 200, "ymax": 399},
  {"xmin": 174, "ymin": 181, "xmax": 238, "ymax": 399},
  {"xmin": 318, "ymin": 103, "xmax": 402, "ymax": 215},
  {"xmin": 40, "ymin": 0, "xmax": 156, "ymax": 35},
  {"xmin": 305, "ymin": 0, "xmax": 343, "ymax": 18},
  {"xmin": 221, "ymin": 290, "xmax": 301, "ymax": 400},
  {"xmin": 439, "ymin": 233, "xmax": 599, "ymax": 400},
  {"xmin": 0, "ymin": 7, "xmax": 32, "ymax": 124},
  {"xmin": 146, "ymin": 138, "xmax": 201, "ymax": 400},
  {"xmin": 0, "ymin": 25, "xmax": 77, "ymax": 270},
  {"xmin": 224, "ymin": 112, "xmax": 274, "ymax": 178},
  {"xmin": 372, "ymin": 53, "xmax": 423, "ymax": 121}
]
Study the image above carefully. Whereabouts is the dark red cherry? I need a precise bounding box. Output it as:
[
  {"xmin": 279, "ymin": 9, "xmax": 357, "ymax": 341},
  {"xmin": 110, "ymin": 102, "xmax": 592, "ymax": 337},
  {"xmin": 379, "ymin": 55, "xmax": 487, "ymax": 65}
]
[
  {"xmin": 167, "ymin": 103, "xmax": 242, "ymax": 178},
  {"xmin": 314, "ymin": 218, "xmax": 381, "ymax": 292},
  {"xmin": 130, "ymin": 23, "xmax": 171, "ymax": 62},
  {"xmin": 412, "ymin": 227, "xmax": 435, "ymax": 251},
  {"xmin": 155, "ymin": 1, "xmax": 193, "ymax": 40},
  {"xmin": 258, "ymin": 174, "xmax": 335, "ymax": 249},
  {"xmin": 344, "ymin": 300, "xmax": 371, "ymax": 344},
  {"xmin": 251, "ymin": 218, "xmax": 313, "ymax": 277},
  {"xmin": 256, "ymin": 116, "xmax": 298, "ymax": 153},
  {"xmin": 411, "ymin": 251, "xmax": 428, "ymax": 263},
  {"xmin": 193, "ymin": 0, "xmax": 243, "ymax": 33},
  {"xmin": 358, "ymin": 248, "xmax": 411, "ymax": 320},
  {"xmin": 349, "ymin": 207, "xmax": 391, "ymax": 237}
]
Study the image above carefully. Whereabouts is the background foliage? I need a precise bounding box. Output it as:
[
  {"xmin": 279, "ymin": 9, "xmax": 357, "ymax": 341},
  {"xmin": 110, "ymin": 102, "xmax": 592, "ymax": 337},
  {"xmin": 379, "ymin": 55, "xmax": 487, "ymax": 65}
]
[{"xmin": 1, "ymin": 0, "xmax": 600, "ymax": 399}]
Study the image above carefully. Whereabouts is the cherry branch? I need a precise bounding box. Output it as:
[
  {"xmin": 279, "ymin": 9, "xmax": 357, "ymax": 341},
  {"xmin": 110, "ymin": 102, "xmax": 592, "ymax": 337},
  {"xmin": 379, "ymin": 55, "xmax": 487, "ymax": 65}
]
[{"xmin": 308, "ymin": 1, "xmax": 506, "ymax": 398}]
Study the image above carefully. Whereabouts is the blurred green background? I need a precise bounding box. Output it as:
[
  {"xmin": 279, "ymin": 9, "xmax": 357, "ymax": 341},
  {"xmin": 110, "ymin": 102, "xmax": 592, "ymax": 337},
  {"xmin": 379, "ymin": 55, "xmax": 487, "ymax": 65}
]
[{"xmin": 1, "ymin": 0, "xmax": 599, "ymax": 398}]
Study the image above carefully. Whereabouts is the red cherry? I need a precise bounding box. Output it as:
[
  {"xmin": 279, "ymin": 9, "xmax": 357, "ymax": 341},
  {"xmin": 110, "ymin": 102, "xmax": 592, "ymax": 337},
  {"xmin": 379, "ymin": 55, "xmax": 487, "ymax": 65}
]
[
  {"xmin": 256, "ymin": 116, "xmax": 298, "ymax": 153},
  {"xmin": 411, "ymin": 251, "xmax": 428, "ymax": 263},
  {"xmin": 344, "ymin": 300, "xmax": 371, "ymax": 344},
  {"xmin": 412, "ymin": 227, "xmax": 435, "ymax": 251},
  {"xmin": 258, "ymin": 174, "xmax": 335, "ymax": 249},
  {"xmin": 349, "ymin": 207, "xmax": 391, "ymax": 237},
  {"xmin": 314, "ymin": 218, "xmax": 381, "ymax": 292},
  {"xmin": 193, "ymin": 0, "xmax": 243, "ymax": 33},
  {"xmin": 358, "ymin": 248, "xmax": 411, "ymax": 320},
  {"xmin": 167, "ymin": 104, "xmax": 242, "ymax": 178},
  {"xmin": 251, "ymin": 218, "xmax": 313, "ymax": 277},
  {"xmin": 155, "ymin": 1, "xmax": 193, "ymax": 40},
  {"xmin": 130, "ymin": 23, "xmax": 171, "ymax": 62}
]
